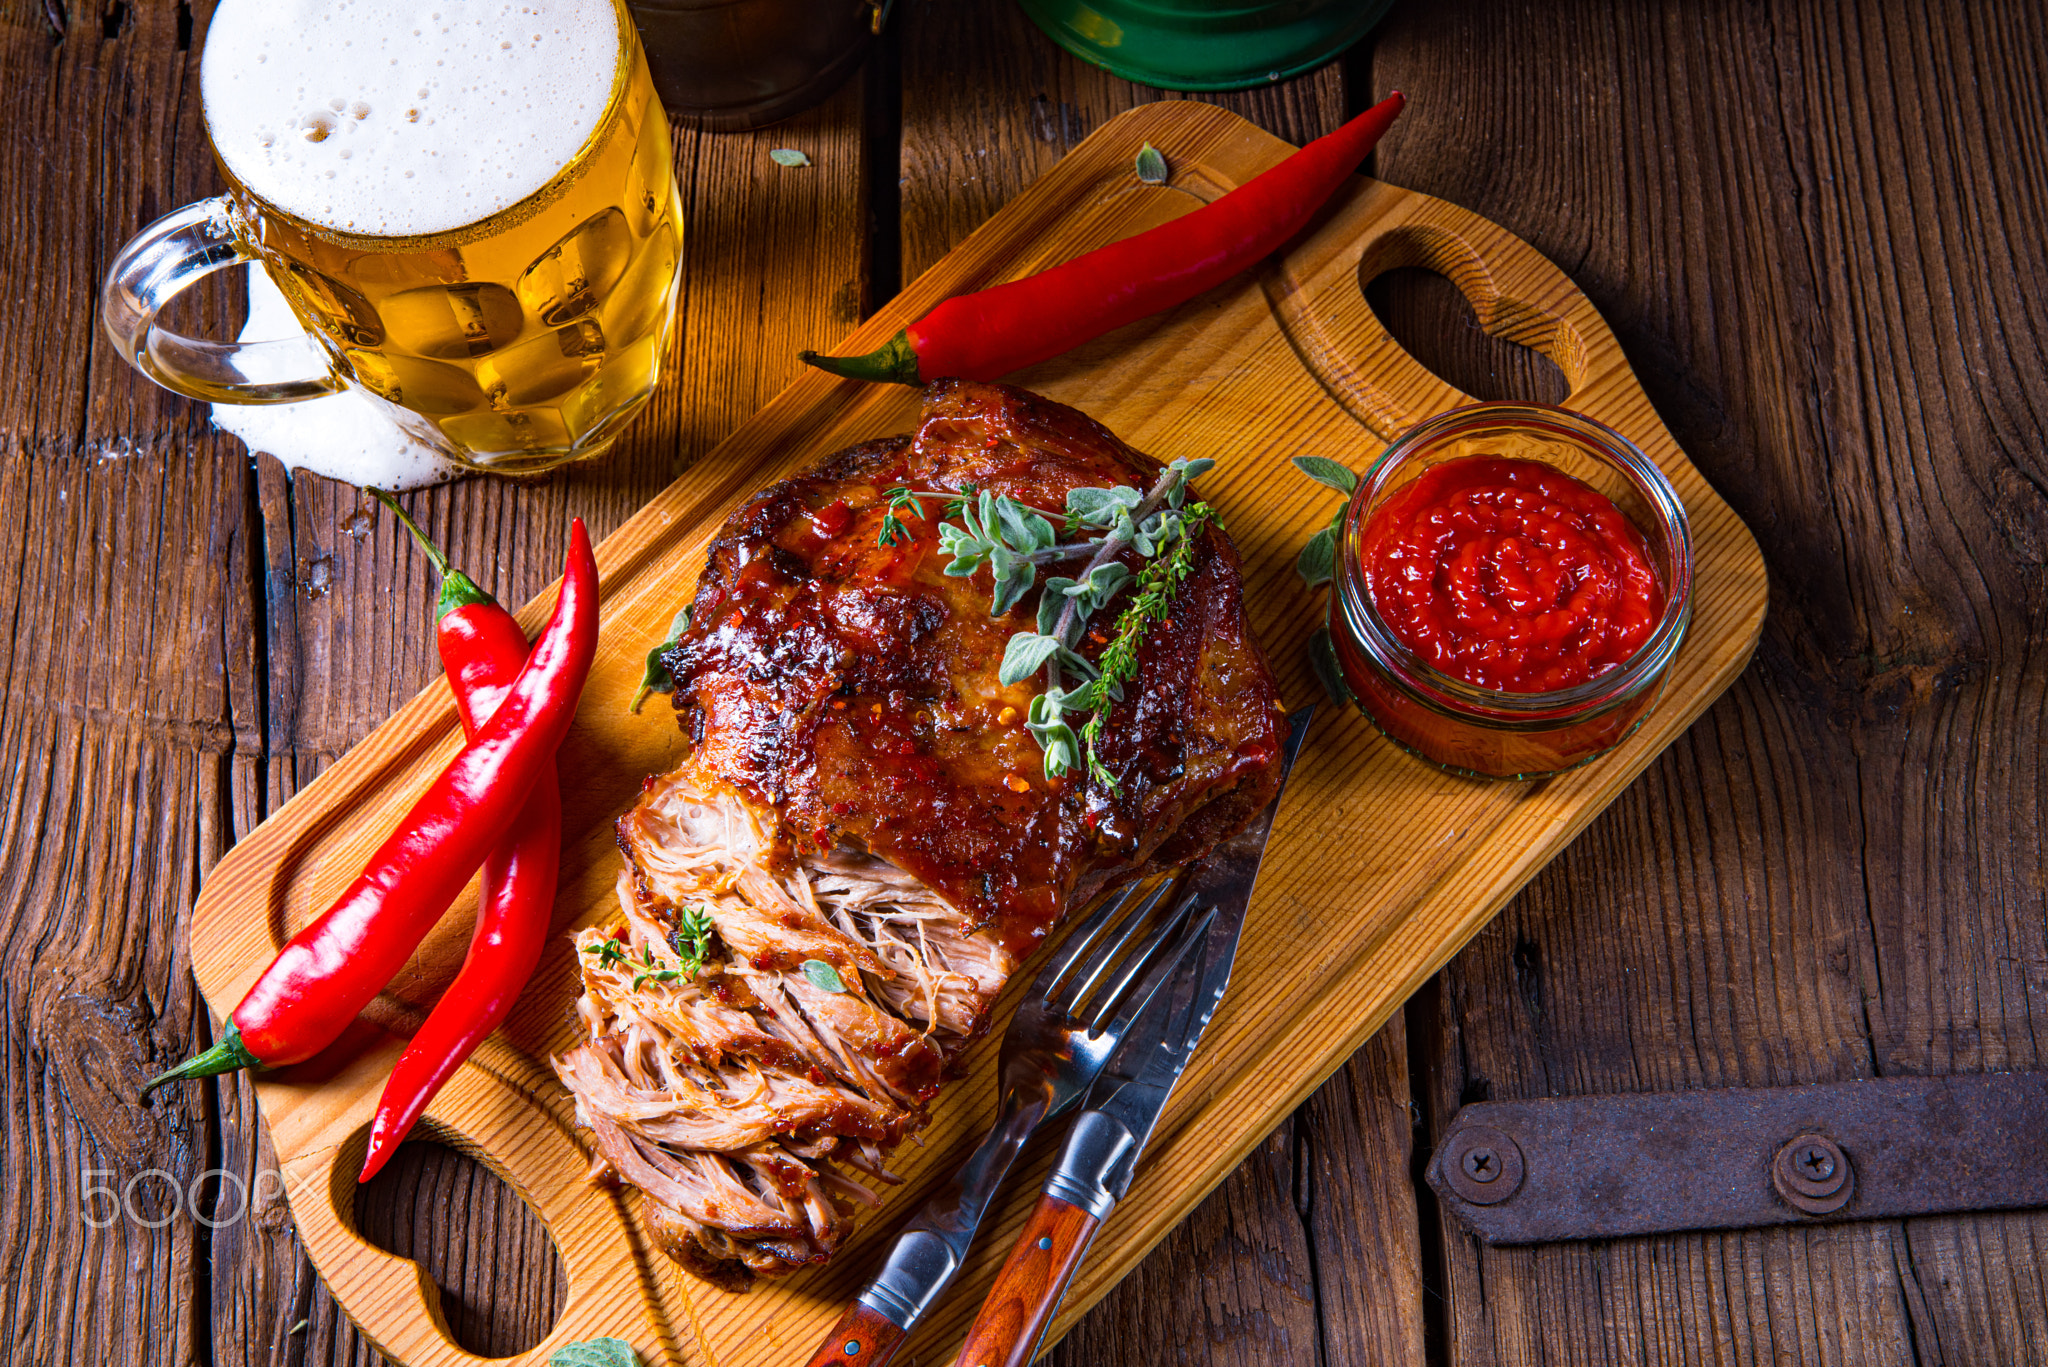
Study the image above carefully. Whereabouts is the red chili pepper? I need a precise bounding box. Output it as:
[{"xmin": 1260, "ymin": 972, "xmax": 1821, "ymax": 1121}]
[
  {"xmin": 144, "ymin": 515, "xmax": 599, "ymax": 1093},
  {"xmin": 355, "ymin": 496, "xmax": 563, "ymax": 1183},
  {"xmin": 799, "ymin": 92, "xmax": 1405, "ymax": 386}
]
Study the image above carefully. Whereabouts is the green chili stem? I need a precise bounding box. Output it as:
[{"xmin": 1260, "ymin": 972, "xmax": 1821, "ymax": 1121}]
[{"xmin": 369, "ymin": 488, "xmax": 494, "ymax": 618}]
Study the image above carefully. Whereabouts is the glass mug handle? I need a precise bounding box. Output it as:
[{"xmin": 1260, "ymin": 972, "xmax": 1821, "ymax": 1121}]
[{"xmin": 100, "ymin": 196, "xmax": 342, "ymax": 405}]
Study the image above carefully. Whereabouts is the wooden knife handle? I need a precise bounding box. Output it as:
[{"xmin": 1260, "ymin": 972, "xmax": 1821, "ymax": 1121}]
[
  {"xmin": 802, "ymin": 1301, "xmax": 909, "ymax": 1367},
  {"xmin": 951, "ymin": 1193, "xmax": 1103, "ymax": 1367}
]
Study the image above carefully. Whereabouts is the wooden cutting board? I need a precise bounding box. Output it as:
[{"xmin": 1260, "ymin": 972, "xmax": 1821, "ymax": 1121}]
[{"xmin": 189, "ymin": 100, "xmax": 1767, "ymax": 1367}]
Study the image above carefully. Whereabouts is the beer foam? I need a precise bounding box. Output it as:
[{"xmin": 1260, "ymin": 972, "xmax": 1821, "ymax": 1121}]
[
  {"xmin": 201, "ymin": 0, "xmax": 619, "ymax": 237},
  {"xmin": 214, "ymin": 266, "xmax": 461, "ymax": 490}
]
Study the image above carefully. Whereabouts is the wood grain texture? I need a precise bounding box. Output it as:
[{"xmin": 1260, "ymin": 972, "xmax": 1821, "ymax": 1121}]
[
  {"xmin": 9, "ymin": 2, "xmax": 2042, "ymax": 1365},
  {"xmin": 889, "ymin": 29, "xmax": 1428, "ymax": 1367},
  {"xmin": 225, "ymin": 73, "xmax": 875, "ymax": 1367},
  {"xmin": 182, "ymin": 102, "xmax": 1764, "ymax": 1367},
  {"xmin": 0, "ymin": 0, "xmax": 868, "ymax": 1361},
  {"xmin": 1370, "ymin": 1, "xmax": 2048, "ymax": 1363},
  {"xmin": 953, "ymin": 1194, "xmax": 1104, "ymax": 1367},
  {"xmin": 894, "ymin": 0, "xmax": 1348, "ymax": 285}
]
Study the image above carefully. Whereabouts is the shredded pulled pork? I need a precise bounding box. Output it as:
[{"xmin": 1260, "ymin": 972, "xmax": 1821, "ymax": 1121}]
[
  {"xmin": 555, "ymin": 770, "xmax": 1013, "ymax": 1289},
  {"xmin": 556, "ymin": 382, "xmax": 1285, "ymax": 1291}
]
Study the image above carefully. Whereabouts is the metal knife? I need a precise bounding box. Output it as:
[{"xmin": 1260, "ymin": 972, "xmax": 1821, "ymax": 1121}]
[{"xmin": 949, "ymin": 705, "xmax": 1315, "ymax": 1367}]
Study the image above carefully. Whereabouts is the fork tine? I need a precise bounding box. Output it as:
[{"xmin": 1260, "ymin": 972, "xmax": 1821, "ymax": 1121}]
[
  {"xmin": 1053, "ymin": 877, "xmax": 1183, "ymax": 1014},
  {"xmin": 1086, "ymin": 901, "xmax": 1217, "ymax": 1034},
  {"xmin": 1027, "ymin": 881, "xmax": 1145, "ymax": 1002}
]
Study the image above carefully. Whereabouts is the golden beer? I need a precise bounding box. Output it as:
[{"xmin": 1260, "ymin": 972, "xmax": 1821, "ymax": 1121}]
[{"xmin": 106, "ymin": 0, "xmax": 683, "ymax": 474}]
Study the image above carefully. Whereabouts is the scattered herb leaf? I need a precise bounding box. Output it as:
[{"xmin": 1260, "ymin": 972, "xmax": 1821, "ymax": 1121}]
[
  {"xmin": 768, "ymin": 148, "xmax": 812, "ymax": 167},
  {"xmin": 581, "ymin": 937, "xmax": 628, "ymax": 970},
  {"xmin": 1135, "ymin": 142, "xmax": 1169, "ymax": 185},
  {"xmin": 1291, "ymin": 455, "xmax": 1358, "ymax": 496},
  {"xmin": 1296, "ymin": 524, "xmax": 1336, "ymax": 587},
  {"xmin": 801, "ymin": 959, "xmax": 847, "ymax": 993},
  {"xmin": 1307, "ymin": 626, "xmax": 1355, "ymax": 710},
  {"xmin": 630, "ymin": 606, "xmax": 693, "ymax": 714},
  {"xmin": 549, "ymin": 1340, "xmax": 642, "ymax": 1367}
]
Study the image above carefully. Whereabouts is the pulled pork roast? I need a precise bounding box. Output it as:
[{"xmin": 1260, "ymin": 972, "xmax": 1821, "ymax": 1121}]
[{"xmin": 556, "ymin": 380, "xmax": 1283, "ymax": 1289}]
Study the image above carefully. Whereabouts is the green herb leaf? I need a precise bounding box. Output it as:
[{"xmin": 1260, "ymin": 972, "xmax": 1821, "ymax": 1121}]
[
  {"xmin": 630, "ymin": 607, "xmax": 694, "ymax": 714},
  {"xmin": 1307, "ymin": 627, "xmax": 1355, "ymax": 709},
  {"xmin": 1164, "ymin": 457, "xmax": 1215, "ymax": 507},
  {"xmin": 549, "ymin": 1338, "xmax": 643, "ymax": 1367},
  {"xmin": 1000, "ymin": 632, "xmax": 1063, "ymax": 685},
  {"xmin": 1036, "ymin": 577, "xmax": 1075, "ymax": 636},
  {"xmin": 992, "ymin": 496, "xmax": 1056, "ymax": 555},
  {"xmin": 1066, "ymin": 561, "xmax": 1133, "ymax": 615},
  {"xmin": 1135, "ymin": 142, "xmax": 1169, "ymax": 185},
  {"xmin": 937, "ymin": 520, "xmax": 990, "ymax": 575},
  {"xmin": 768, "ymin": 148, "xmax": 812, "ymax": 167},
  {"xmin": 1296, "ymin": 525, "xmax": 1336, "ymax": 587},
  {"xmin": 1026, "ymin": 687, "xmax": 1086, "ymax": 778},
  {"xmin": 1066, "ymin": 485, "xmax": 1142, "ymax": 529},
  {"xmin": 668, "ymin": 905, "xmax": 716, "ymax": 978},
  {"xmin": 875, "ymin": 486, "xmax": 929, "ymax": 548},
  {"xmin": 801, "ymin": 959, "xmax": 847, "ymax": 993},
  {"xmin": 1077, "ymin": 503, "xmax": 1218, "ymax": 787},
  {"xmin": 1291, "ymin": 455, "xmax": 1358, "ymax": 496},
  {"xmin": 988, "ymin": 544, "xmax": 1035, "ymax": 616}
]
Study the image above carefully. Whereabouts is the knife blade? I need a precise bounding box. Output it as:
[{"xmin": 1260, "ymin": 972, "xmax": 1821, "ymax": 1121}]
[{"xmin": 949, "ymin": 705, "xmax": 1315, "ymax": 1367}]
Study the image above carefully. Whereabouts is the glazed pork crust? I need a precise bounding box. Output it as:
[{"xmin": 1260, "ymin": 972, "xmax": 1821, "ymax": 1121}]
[
  {"xmin": 665, "ymin": 378, "xmax": 1285, "ymax": 958},
  {"xmin": 558, "ymin": 380, "xmax": 1283, "ymax": 1288}
]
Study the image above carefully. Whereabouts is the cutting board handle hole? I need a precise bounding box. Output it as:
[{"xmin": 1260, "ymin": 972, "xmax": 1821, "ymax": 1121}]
[
  {"xmin": 1363, "ymin": 267, "xmax": 1569, "ymax": 410},
  {"xmin": 353, "ymin": 1138, "xmax": 568, "ymax": 1357}
]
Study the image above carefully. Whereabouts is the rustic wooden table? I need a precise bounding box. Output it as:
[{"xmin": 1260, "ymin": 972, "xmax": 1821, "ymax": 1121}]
[{"xmin": 7, "ymin": 0, "xmax": 2045, "ymax": 1363}]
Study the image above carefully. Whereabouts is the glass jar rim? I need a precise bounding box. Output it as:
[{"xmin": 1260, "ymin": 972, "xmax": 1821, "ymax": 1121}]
[{"xmin": 1333, "ymin": 401, "xmax": 1695, "ymax": 723}]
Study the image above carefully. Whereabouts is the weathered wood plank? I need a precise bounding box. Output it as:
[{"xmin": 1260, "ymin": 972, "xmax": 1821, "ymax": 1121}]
[
  {"xmin": 1373, "ymin": 0, "xmax": 2048, "ymax": 1361},
  {"xmin": 895, "ymin": 0, "xmax": 1348, "ymax": 284}
]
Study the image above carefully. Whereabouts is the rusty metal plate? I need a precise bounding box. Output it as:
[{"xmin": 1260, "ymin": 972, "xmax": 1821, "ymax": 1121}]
[{"xmin": 1427, "ymin": 1072, "xmax": 2048, "ymax": 1244}]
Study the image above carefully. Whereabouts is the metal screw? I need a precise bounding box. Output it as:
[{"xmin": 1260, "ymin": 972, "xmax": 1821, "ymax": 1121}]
[
  {"xmin": 1773, "ymin": 1134, "xmax": 1854, "ymax": 1215},
  {"xmin": 1442, "ymin": 1126, "xmax": 1525, "ymax": 1205},
  {"xmin": 1795, "ymin": 1143, "xmax": 1836, "ymax": 1181},
  {"xmin": 1461, "ymin": 1147, "xmax": 1501, "ymax": 1182}
]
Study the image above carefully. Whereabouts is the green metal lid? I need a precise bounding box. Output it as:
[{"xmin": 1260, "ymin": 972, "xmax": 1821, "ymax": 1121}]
[{"xmin": 1016, "ymin": 0, "xmax": 1394, "ymax": 92}]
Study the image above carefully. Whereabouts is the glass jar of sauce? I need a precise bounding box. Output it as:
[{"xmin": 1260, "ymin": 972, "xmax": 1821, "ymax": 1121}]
[{"xmin": 1328, "ymin": 403, "xmax": 1694, "ymax": 781}]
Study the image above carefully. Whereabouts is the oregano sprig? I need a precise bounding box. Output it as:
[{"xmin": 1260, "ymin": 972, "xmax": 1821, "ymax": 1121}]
[
  {"xmin": 1291, "ymin": 455, "xmax": 1357, "ymax": 588},
  {"xmin": 997, "ymin": 457, "xmax": 1218, "ymax": 785},
  {"xmin": 1290, "ymin": 453, "xmax": 1362, "ymax": 708}
]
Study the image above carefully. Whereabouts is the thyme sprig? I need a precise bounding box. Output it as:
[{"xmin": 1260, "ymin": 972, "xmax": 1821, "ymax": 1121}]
[
  {"xmin": 668, "ymin": 904, "xmax": 715, "ymax": 978},
  {"xmin": 631, "ymin": 940, "xmax": 681, "ymax": 991},
  {"xmin": 1076, "ymin": 503, "xmax": 1217, "ymax": 787}
]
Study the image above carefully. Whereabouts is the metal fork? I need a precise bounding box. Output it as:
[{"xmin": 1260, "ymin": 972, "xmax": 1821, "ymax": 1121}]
[{"xmin": 801, "ymin": 876, "xmax": 1214, "ymax": 1367}]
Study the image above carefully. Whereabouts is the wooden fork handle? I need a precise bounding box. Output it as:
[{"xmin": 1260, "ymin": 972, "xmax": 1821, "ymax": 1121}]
[
  {"xmin": 802, "ymin": 1301, "xmax": 909, "ymax": 1367},
  {"xmin": 950, "ymin": 1194, "xmax": 1103, "ymax": 1367}
]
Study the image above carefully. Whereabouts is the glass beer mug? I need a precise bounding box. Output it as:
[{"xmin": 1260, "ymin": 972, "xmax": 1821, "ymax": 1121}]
[{"xmin": 103, "ymin": 0, "xmax": 683, "ymax": 475}]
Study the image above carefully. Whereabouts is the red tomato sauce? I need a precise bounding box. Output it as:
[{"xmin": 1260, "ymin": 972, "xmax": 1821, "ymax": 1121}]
[{"xmin": 1360, "ymin": 456, "xmax": 1665, "ymax": 693}]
